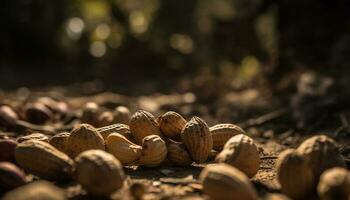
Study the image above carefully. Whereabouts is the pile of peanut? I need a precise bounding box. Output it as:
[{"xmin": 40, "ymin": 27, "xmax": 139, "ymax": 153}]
[{"xmin": 0, "ymin": 100, "xmax": 349, "ymax": 200}]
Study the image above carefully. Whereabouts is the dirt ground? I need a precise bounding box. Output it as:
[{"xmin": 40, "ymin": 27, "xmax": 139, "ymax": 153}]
[{"xmin": 0, "ymin": 82, "xmax": 349, "ymax": 200}]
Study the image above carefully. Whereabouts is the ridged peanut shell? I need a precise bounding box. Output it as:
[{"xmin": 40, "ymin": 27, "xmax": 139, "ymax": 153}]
[
  {"xmin": 49, "ymin": 132, "xmax": 70, "ymax": 153},
  {"xmin": 0, "ymin": 162, "xmax": 27, "ymax": 191},
  {"xmin": 167, "ymin": 142, "xmax": 192, "ymax": 166},
  {"xmin": 106, "ymin": 133, "xmax": 142, "ymax": 165},
  {"xmin": 199, "ymin": 163, "xmax": 258, "ymax": 200},
  {"xmin": 215, "ymin": 134, "xmax": 260, "ymax": 178},
  {"xmin": 66, "ymin": 124, "xmax": 105, "ymax": 158},
  {"xmin": 75, "ymin": 150, "xmax": 125, "ymax": 197},
  {"xmin": 210, "ymin": 123, "xmax": 246, "ymax": 150},
  {"xmin": 97, "ymin": 123, "xmax": 133, "ymax": 141},
  {"xmin": 158, "ymin": 111, "xmax": 186, "ymax": 141},
  {"xmin": 15, "ymin": 140, "xmax": 73, "ymax": 180},
  {"xmin": 17, "ymin": 133, "xmax": 49, "ymax": 143},
  {"xmin": 2, "ymin": 180, "xmax": 66, "ymax": 200},
  {"xmin": 130, "ymin": 110, "xmax": 162, "ymax": 144},
  {"xmin": 317, "ymin": 167, "xmax": 350, "ymax": 200},
  {"xmin": 181, "ymin": 116, "xmax": 213, "ymax": 163},
  {"xmin": 113, "ymin": 106, "xmax": 131, "ymax": 125},
  {"xmin": 297, "ymin": 135, "xmax": 346, "ymax": 180},
  {"xmin": 139, "ymin": 135, "xmax": 167, "ymax": 167},
  {"xmin": 276, "ymin": 149, "xmax": 314, "ymax": 200}
]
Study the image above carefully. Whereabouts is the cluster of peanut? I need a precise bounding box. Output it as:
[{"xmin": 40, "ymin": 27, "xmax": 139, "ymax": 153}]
[
  {"xmin": 0, "ymin": 107, "xmax": 262, "ymax": 198},
  {"xmin": 276, "ymin": 135, "xmax": 349, "ymax": 200},
  {"xmin": 0, "ymin": 97, "xmax": 69, "ymax": 127},
  {"xmin": 1, "ymin": 105, "xmax": 348, "ymax": 200}
]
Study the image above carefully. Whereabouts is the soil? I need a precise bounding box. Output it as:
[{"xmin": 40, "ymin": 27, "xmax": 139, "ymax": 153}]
[{"xmin": 0, "ymin": 82, "xmax": 349, "ymax": 200}]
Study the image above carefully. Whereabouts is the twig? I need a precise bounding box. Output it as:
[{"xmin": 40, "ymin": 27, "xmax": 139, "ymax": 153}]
[
  {"xmin": 15, "ymin": 120, "xmax": 73, "ymax": 135},
  {"xmin": 260, "ymin": 156, "xmax": 278, "ymax": 160},
  {"xmin": 241, "ymin": 108, "xmax": 290, "ymax": 128}
]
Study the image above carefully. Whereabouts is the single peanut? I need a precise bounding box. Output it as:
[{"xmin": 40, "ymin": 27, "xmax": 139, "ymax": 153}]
[
  {"xmin": 130, "ymin": 110, "xmax": 162, "ymax": 144},
  {"xmin": 199, "ymin": 163, "xmax": 258, "ymax": 200},
  {"xmin": 75, "ymin": 150, "xmax": 125, "ymax": 197},
  {"xmin": 210, "ymin": 123, "xmax": 246, "ymax": 150},
  {"xmin": 66, "ymin": 123, "xmax": 105, "ymax": 158},
  {"xmin": 139, "ymin": 135, "xmax": 167, "ymax": 167},
  {"xmin": 15, "ymin": 140, "xmax": 73, "ymax": 180},
  {"xmin": 106, "ymin": 133, "xmax": 142, "ymax": 165},
  {"xmin": 215, "ymin": 134, "xmax": 260, "ymax": 178},
  {"xmin": 181, "ymin": 116, "xmax": 213, "ymax": 163}
]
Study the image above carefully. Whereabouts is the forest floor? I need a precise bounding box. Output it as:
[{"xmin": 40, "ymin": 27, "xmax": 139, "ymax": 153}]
[{"xmin": 0, "ymin": 79, "xmax": 349, "ymax": 200}]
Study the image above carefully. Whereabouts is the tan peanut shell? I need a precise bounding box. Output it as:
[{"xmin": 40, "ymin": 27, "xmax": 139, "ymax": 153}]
[
  {"xmin": 276, "ymin": 149, "xmax": 314, "ymax": 200},
  {"xmin": 181, "ymin": 116, "xmax": 213, "ymax": 163},
  {"xmin": 2, "ymin": 180, "xmax": 66, "ymax": 200},
  {"xmin": 49, "ymin": 132, "xmax": 70, "ymax": 153},
  {"xmin": 106, "ymin": 133, "xmax": 142, "ymax": 165},
  {"xmin": 199, "ymin": 163, "xmax": 258, "ymax": 200},
  {"xmin": 139, "ymin": 135, "xmax": 167, "ymax": 167},
  {"xmin": 113, "ymin": 106, "xmax": 131, "ymax": 125},
  {"xmin": 75, "ymin": 150, "xmax": 125, "ymax": 197},
  {"xmin": 17, "ymin": 133, "xmax": 49, "ymax": 143},
  {"xmin": 15, "ymin": 140, "xmax": 73, "ymax": 180},
  {"xmin": 210, "ymin": 123, "xmax": 246, "ymax": 150},
  {"xmin": 97, "ymin": 123, "xmax": 133, "ymax": 141},
  {"xmin": 97, "ymin": 111, "xmax": 114, "ymax": 127},
  {"xmin": 296, "ymin": 135, "xmax": 346, "ymax": 181},
  {"xmin": 66, "ymin": 124, "xmax": 105, "ymax": 158},
  {"xmin": 317, "ymin": 167, "xmax": 350, "ymax": 200},
  {"xmin": 215, "ymin": 134, "xmax": 260, "ymax": 178},
  {"xmin": 81, "ymin": 102, "xmax": 100, "ymax": 126},
  {"xmin": 0, "ymin": 162, "xmax": 27, "ymax": 191},
  {"xmin": 130, "ymin": 110, "xmax": 162, "ymax": 144},
  {"xmin": 167, "ymin": 142, "xmax": 192, "ymax": 166},
  {"xmin": 157, "ymin": 111, "xmax": 187, "ymax": 142}
]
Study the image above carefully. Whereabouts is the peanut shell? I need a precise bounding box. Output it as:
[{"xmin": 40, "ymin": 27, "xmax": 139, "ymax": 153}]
[
  {"xmin": 66, "ymin": 123, "xmax": 105, "ymax": 158},
  {"xmin": 2, "ymin": 180, "xmax": 66, "ymax": 200},
  {"xmin": 0, "ymin": 105, "xmax": 18, "ymax": 128},
  {"xmin": 276, "ymin": 149, "xmax": 314, "ymax": 200},
  {"xmin": 97, "ymin": 111, "xmax": 114, "ymax": 127},
  {"xmin": 0, "ymin": 139, "xmax": 17, "ymax": 162},
  {"xmin": 106, "ymin": 133, "xmax": 142, "ymax": 165},
  {"xmin": 297, "ymin": 135, "xmax": 346, "ymax": 182},
  {"xmin": 15, "ymin": 140, "xmax": 73, "ymax": 180},
  {"xmin": 215, "ymin": 134, "xmax": 260, "ymax": 178},
  {"xmin": 181, "ymin": 116, "xmax": 213, "ymax": 163},
  {"xmin": 210, "ymin": 123, "xmax": 246, "ymax": 150},
  {"xmin": 130, "ymin": 110, "xmax": 162, "ymax": 144},
  {"xmin": 17, "ymin": 133, "xmax": 49, "ymax": 143},
  {"xmin": 158, "ymin": 111, "xmax": 186, "ymax": 141},
  {"xmin": 80, "ymin": 102, "xmax": 100, "ymax": 126},
  {"xmin": 49, "ymin": 132, "xmax": 70, "ymax": 153},
  {"xmin": 199, "ymin": 163, "xmax": 258, "ymax": 200},
  {"xmin": 75, "ymin": 150, "xmax": 125, "ymax": 197},
  {"xmin": 0, "ymin": 162, "xmax": 27, "ymax": 191},
  {"xmin": 167, "ymin": 142, "xmax": 192, "ymax": 166},
  {"xmin": 97, "ymin": 123, "xmax": 133, "ymax": 141},
  {"xmin": 317, "ymin": 167, "xmax": 350, "ymax": 200},
  {"xmin": 139, "ymin": 135, "xmax": 167, "ymax": 167},
  {"xmin": 23, "ymin": 102, "xmax": 52, "ymax": 124},
  {"xmin": 113, "ymin": 106, "xmax": 131, "ymax": 125}
]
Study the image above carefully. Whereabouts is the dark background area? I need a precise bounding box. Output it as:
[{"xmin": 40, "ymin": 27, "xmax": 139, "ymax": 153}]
[{"xmin": 1, "ymin": 0, "xmax": 350, "ymax": 94}]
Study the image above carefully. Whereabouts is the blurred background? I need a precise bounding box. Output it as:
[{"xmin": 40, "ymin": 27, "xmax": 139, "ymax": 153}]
[{"xmin": 1, "ymin": 0, "xmax": 350, "ymax": 95}]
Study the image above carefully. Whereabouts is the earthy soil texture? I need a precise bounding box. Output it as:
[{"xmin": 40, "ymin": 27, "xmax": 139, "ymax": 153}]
[{"xmin": 0, "ymin": 82, "xmax": 349, "ymax": 200}]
